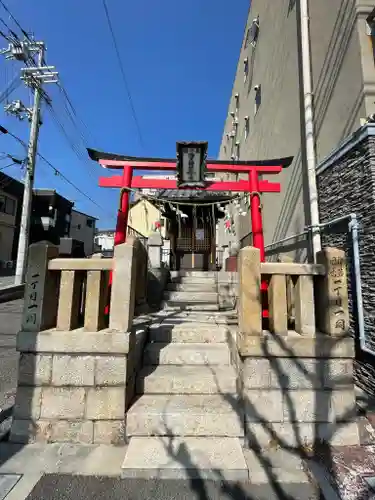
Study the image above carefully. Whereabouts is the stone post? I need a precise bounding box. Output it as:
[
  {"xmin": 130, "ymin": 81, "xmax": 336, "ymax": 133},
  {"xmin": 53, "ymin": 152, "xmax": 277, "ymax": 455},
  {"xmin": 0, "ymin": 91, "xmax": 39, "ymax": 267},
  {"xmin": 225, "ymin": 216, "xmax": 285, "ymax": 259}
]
[
  {"xmin": 109, "ymin": 241, "xmax": 137, "ymax": 333},
  {"xmin": 240, "ymin": 245, "xmax": 359, "ymax": 449},
  {"xmin": 147, "ymin": 232, "xmax": 168, "ymax": 308},
  {"xmin": 21, "ymin": 241, "xmax": 59, "ymax": 333},
  {"xmin": 315, "ymin": 247, "xmax": 350, "ymax": 335},
  {"xmin": 11, "ymin": 239, "xmax": 143, "ymax": 446},
  {"xmin": 278, "ymin": 255, "xmax": 295, "ymax": 323},
  {"xmin": 237, "ymin": 246, "xmax": 262, "ymax": 353},
  {"xmin": 148, "ymin": 232, "xmax": 163, "ymax": 269}
]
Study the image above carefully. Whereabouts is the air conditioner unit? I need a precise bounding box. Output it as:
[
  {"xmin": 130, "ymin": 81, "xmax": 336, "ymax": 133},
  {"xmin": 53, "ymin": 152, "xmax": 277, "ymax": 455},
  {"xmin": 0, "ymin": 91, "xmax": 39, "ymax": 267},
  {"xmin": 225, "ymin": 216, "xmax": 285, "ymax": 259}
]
[
  {"xmin": 230, "ymin": 111, "xmax": 235, "ymax": 118},
  {"xmin": 232, "ymin": 119, "xmax": 238, "ymax": 126},
  {"xmin": 244, "ymin": 116, "xmax": 249, "ymax": 121},
  {"xmin": 234, "ymin": 93, "xmax": 239, "ymax": 99},
  {"xmin": 235, "ymin": 141, "xmax": 240, "ymax": 146},
  {"xmin": 229, "ymin": 131, "xmax": 236, "ymax": 137}
]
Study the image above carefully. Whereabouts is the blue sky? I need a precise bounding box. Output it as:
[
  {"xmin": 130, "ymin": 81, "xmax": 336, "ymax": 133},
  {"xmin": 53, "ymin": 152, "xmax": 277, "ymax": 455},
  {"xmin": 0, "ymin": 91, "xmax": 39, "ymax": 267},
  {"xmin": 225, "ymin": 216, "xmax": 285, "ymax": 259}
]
[{"xmin": 0, "ymin": 0, "xmax": 249, "ymax": 227}]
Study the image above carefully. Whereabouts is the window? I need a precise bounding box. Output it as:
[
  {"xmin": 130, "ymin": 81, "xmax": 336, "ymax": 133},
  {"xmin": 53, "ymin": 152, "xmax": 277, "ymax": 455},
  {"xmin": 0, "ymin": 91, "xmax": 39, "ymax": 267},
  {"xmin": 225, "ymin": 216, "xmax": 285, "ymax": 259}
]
[
  {"xmin": 5, "ymin": 197, "xmax": 15, "ymax": 215},
  {"xmin": 249, "ymin": 17, "xmax": 260, "ymax": 47},
  {"xmin": 234, "ymin": 93, "xmax": 239, "ymax": 114},
  {"xmin": 86, "ymin": 219, "xmax": 94, "ymax": 228},
  {"xmin": 244, "ymin": 58, "xmax": 249, "ymax": 82},
  {"xmin": 288, "ymin": 1, "xmax": 296, "ymax": 14},
  {"xmin": 244, "ymin": 116, "xmax": 249, "ymax": 140},
  {"xmin": 235, "ymin": 141, "xmax": 240, "ymax": 160},
  {"xmin": 254, "ymin": 85, "xmax": 262, "ymax": 115},
  {"xmin": 244, "ymin": 17, "xmax": 259, "ymax": 49},
  {"xmin": 0, "ymin": 195, "xmax": 16, "ymax": 215},
  {"xmin": 367, "ymin": 10, "xmax": 375, "ymax": 67}
]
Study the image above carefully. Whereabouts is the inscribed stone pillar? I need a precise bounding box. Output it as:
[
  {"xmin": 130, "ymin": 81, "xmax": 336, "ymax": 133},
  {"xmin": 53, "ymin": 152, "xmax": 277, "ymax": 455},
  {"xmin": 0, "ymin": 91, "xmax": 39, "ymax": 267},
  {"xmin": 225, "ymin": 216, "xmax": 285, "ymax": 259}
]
[
  {"xmin": 21, "ymin": 241, "xmax": 59, "ymax": 333},
  {"xmin": 315, "ymin": 247, "xmax": 349, "ymax": 335}
]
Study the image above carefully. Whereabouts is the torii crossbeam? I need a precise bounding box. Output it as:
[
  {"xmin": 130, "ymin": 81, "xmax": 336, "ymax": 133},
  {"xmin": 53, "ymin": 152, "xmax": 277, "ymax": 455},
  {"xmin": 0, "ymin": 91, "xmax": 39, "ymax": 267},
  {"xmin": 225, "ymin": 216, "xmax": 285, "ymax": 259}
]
[{"xmin": 89, "ymin": 148, "xmax": 293, "ymax": 261}]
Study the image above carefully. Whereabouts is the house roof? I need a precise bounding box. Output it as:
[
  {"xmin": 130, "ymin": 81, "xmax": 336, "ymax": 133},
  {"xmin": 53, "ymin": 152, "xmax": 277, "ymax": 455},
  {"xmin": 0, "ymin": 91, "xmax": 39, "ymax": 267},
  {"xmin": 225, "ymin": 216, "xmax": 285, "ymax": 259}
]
[{"xmin": 71, "ymin": 208, "xmax": 98, "ymax": 220}]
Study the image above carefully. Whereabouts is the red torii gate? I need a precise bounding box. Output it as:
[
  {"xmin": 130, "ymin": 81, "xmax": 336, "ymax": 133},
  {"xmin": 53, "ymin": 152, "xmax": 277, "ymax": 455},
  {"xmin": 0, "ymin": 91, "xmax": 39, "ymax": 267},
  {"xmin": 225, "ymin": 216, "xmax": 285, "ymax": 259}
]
[{"xmin": 88, "ymin": 149, "xmax": 293, "ymax": 262}]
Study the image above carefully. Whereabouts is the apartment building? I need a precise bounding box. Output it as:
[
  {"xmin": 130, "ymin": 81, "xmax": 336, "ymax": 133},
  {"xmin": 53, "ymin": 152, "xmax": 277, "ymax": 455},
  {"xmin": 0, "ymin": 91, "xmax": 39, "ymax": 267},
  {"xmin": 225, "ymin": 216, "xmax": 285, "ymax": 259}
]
[
  {"xmin": 69, "ymin": 209, "xmax": 97, "ymax": 256},
  {"xmin": 0, "ymin": 174, "xmax": 22, "ymax": 264},
  {"xmin": 218, "ymin": 0, "xmax": 375, "ymax": 257}
]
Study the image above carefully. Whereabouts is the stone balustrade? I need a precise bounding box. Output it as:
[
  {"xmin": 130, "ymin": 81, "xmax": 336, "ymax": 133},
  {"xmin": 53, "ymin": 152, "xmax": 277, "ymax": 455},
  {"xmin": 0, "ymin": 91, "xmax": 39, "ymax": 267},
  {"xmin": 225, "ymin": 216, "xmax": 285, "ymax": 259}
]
[
  {"xmin": 236, "ymin": 246, "xmax": 359, "ymax": 447},
  {"xmin": 11, "ymin": 238, "xmax": 149, "ymax": 445}
]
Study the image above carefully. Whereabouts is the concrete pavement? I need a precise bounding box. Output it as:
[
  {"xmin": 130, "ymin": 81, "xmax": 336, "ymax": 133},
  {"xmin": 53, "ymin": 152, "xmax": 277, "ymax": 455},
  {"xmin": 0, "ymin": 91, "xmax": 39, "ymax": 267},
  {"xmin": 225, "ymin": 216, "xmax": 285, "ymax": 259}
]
[
  {"xmin": 0, "ymin": 277, "xmax": 15, "ymax": 289},
  {"xmin": 0, "ymin": 299, "xmax": 23, "ymax": 439},
  {"xmin": 25, "ymin": 475, "xmax": 318, "ymax": 500},
  {"xmin": 0, "ymin": 443, "xmax": 319, "ymax": 499},
  {"xmin": 0, "ymin": 300, "xmax": 22, "ymax": 407}
]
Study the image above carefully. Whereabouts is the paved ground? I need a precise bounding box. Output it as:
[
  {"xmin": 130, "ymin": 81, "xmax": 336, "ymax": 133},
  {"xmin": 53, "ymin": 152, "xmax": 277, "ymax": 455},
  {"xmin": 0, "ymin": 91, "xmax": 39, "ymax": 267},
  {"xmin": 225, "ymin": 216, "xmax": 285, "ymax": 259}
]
[
  {"xmin": 0, "ymin": 277, "xmax": 15, "ymax": 289},
  {"xmin": 24, "ymin": 475, "xmax": 318, "ymax": 500},
  {"xmin": 0, "ymin": 443, "xmax": 319, "ymax": 499},
  {"xmin": 0, "ymin": 299, "xmax": 22, "ymax": 412}
]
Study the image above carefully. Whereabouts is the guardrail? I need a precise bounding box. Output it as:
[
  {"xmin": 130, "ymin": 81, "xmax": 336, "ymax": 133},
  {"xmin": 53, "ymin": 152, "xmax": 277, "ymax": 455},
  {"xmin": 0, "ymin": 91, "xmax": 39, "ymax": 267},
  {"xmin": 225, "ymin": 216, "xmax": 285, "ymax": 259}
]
[{"xmin": 0, "ymin": 284, "xmax": 24, "ymax": 303}]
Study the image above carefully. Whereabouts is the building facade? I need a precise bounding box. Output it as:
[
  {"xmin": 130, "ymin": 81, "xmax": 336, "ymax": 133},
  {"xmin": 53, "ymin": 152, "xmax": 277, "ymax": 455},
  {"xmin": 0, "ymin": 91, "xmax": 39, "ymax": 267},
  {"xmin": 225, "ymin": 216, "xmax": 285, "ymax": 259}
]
[
  {"xmin": 0, "ymin": 172, "xmax": 23, "ymax": 266},
  {"xmin": 30, "ymin": 189, "xmax": 73, "ymax": 246},
  {"xmin": 128, "ymin": 199, "xmax": 166, "ymax": 238},
  {"xmin": 69, "ymin": 209, "xmax": 97, "ymax": 256},
  {"xmin": 218, "ymin": 0, "xmax": 375, "ymax": 258}
]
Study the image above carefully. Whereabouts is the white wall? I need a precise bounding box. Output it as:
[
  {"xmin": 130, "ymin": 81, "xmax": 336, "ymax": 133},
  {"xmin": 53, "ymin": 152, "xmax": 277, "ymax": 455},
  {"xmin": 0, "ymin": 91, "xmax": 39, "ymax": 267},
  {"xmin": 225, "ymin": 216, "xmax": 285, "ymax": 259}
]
[{"xmin": 69, "ymin": 210, "xmax": 96, "ymax": 256}]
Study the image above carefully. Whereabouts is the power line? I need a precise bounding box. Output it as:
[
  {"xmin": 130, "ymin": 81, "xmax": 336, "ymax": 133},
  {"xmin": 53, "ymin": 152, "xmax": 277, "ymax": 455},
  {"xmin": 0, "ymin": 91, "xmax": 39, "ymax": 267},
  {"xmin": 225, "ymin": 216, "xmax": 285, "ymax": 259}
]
[
  {"xmin": 0, "ymin": 160, "xmax": 17, "ymax": 170},
  {"xmin": 0, "ymin": 0, "xmax": 29, "ymax": 39},
  {"xmin": 101, "ymin": 0, "xmax": 145, "ymax": 151},
  {"xmin": 37, "ymin": 151, "xmax": 112, "ymax": 214},
  {"xmin": 0, "ymin": 73, "xmax": 21, "ymax": 103},
  {"xmin": 1, "ymin": 124, "xmax": 115, "ymax": 217}
]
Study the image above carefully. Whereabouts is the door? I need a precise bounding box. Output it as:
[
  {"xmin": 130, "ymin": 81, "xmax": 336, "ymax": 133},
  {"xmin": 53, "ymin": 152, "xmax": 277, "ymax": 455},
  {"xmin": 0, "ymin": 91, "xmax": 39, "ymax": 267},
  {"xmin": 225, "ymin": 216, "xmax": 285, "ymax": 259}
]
[{"xmin": 176, "ymin": 222, "xmax": 213, "ymax": 270}]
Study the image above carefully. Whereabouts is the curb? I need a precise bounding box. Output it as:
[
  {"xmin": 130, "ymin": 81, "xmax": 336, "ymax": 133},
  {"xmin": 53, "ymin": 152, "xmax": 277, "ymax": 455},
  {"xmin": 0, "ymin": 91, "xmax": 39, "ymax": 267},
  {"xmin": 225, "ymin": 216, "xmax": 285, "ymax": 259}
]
[{"xmin": 0, "ymin": 284, "xmax": 24, "ymax": 304}]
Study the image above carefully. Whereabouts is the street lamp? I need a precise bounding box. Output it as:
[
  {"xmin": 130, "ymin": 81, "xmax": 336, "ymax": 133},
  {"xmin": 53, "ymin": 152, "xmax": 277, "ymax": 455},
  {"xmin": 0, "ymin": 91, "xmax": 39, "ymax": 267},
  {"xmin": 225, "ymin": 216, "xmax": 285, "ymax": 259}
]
[{"xmin": 176, "ymin": 141, "xmax": 208, "ymax": 188}]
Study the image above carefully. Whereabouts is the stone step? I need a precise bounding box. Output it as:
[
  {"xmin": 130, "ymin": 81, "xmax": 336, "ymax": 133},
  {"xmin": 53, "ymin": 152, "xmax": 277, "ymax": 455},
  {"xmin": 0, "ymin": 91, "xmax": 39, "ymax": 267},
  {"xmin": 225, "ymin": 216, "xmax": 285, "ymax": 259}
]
[
  {"xmin": 166, "ymin": 282, "xmax": 217, "ymax": 292},
  {"xmin": 121, "ymin": 436, "xmax": 248, "ymax": 480},
  {"xmin": 137, "ymin": 365, "xmax": 237, "ymax": 395},
  {"xmin": 126, "ymin": 394, "xmax": 244, "ymax": 437},
  {"xmin": 149, "ymin": 323, "xmax": 228, "ymax": 343},
  {"xmin": 153, "ymin": 312, "xmax": 237, "ymax": 325},
  {"xmin": 144, "ymin": 342, "xmax": 231, "ymax": 365},
  {"xmin": 170, "ymin": 271, "xmax": 216, "ymax": 279},
  {"xmin": 163, "ymin": 303, "xmax": 220, "ymax": 312},
  {"xmin": 164, "ymin": 291, "xmax": 218, "ymax": 303},
  {"xmin": 169, "ymin": 276, "xmax": 217, "ymax": 285}
]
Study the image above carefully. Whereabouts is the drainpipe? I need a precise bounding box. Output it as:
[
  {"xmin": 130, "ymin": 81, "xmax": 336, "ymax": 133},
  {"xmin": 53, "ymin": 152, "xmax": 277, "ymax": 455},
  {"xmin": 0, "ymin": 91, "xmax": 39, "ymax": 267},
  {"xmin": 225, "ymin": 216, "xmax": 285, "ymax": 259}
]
[
  {"xmin": 308, "ymin": 214, "xmax": 374, "ymax": 356},
  {"xmin": 299, "ymin": 0, "xmax": 321, "ymax": 260}
]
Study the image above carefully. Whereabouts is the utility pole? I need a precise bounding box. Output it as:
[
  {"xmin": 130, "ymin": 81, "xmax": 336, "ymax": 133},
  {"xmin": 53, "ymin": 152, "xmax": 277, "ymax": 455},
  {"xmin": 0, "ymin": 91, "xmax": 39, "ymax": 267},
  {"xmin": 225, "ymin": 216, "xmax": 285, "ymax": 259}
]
[
  {"xmin": 1, "ymin": 40, "xmax": 58, "ymax": 284},
  {"xmin": 299, "ymin": 0, "xmax": 321, "ymax": 260}
]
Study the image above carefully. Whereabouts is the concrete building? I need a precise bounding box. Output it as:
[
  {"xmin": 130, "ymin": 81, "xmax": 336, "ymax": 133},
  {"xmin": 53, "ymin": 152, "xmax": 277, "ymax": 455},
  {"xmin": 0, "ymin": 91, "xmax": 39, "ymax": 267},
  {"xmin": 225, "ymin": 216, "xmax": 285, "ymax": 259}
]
[
  {"xmin": 128, "ymin": 199, "xmax": 166, "ymax": 238},
  {"xmin": 218, "ymin": 0, "xmax": 375, "ymax": 257},
  {"xmin": 94, "ymin": 229, "xmax": 115, "ymax": 256},
  {"xmin": 31, "ymin": 189, "xmax": 73, "ymax": 247},
  {"xmin": 0, "ymin": 172, "xmax": 23, "ymax": 266},
  {"xmin": 69, "ymin": 209, "xmax": 97, "ymax": 256}
]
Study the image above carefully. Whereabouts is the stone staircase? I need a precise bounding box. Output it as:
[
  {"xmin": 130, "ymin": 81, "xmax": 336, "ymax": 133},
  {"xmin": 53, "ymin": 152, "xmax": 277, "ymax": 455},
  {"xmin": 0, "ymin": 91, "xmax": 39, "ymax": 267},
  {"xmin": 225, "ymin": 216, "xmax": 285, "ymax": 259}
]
[{"xmin": 121, "ymin": 271, "xmax": 248, "ymax": 480}]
